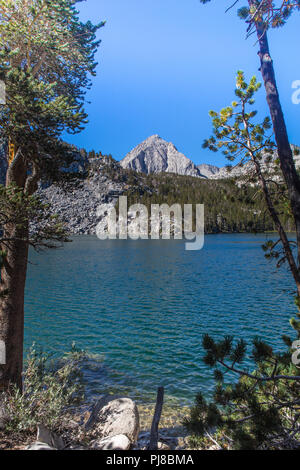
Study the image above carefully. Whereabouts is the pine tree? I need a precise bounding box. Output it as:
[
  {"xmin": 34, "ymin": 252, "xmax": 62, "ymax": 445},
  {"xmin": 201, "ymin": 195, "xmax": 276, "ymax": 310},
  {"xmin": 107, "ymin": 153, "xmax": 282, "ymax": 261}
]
[
  {"xmin": 200, "ymin": 0, "xmax": 300, "ymax": 326},
  {"xmin": 185, "ymin": 335, "xmax": 300, "ymax": 449},
  {"xmin": 200, "ymin": 0, "xmax": 300, "ymax": 28},
  {"xmin": 0, "ymin": 0, "xmax": 104, "ymax": 390},
  {"xmin": 184, "ymin": 72, "xmax": 300, "ymax": 450}
]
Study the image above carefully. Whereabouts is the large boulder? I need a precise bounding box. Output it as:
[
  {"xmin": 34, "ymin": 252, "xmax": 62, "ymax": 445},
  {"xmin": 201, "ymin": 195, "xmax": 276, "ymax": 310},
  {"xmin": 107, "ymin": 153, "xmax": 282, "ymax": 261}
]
[
  {"xmin": 91, "ymin": 434, "xmax": 131, "ymax": 451},
  {"xmin": 85, "ymin": 396, "xmax": 140, "ymax": 444}
]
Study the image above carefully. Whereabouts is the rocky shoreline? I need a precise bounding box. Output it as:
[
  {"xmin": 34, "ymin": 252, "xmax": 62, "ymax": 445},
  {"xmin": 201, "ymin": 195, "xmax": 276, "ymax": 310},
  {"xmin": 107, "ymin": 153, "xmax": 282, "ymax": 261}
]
[{"xmin": 1, "ymin": 396, "xmax": 191, "ymax": 451}]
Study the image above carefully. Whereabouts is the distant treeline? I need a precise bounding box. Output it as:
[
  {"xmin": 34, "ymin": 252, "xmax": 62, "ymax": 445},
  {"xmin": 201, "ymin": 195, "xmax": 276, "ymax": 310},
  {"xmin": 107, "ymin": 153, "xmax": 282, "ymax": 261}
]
[
  {"xmin": 86, "ymin": 150, "xmax": 294, "ymax": 234},
  {"xmin": 123, "ymin": 174, "xmax": 294, "ymax": 234}
]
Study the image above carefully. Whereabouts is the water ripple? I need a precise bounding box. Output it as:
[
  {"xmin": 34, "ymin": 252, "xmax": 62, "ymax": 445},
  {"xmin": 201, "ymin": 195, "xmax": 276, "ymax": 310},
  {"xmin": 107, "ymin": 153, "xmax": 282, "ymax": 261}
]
[{"xmin": 25, "ymin": 234, "xmax": 295, "ymax": 405}]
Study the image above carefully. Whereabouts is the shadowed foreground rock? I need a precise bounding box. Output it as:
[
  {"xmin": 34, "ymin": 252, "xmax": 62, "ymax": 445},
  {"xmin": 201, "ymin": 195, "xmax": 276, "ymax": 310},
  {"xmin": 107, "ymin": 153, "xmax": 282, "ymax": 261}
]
[
  {"xmin": 86, "ymin": 396, "xmax": 140, "ymax": 445},
  {"xmin": 26, "ymin": 397, "xmax": 140, "ymax": 451},
  {"xmin": 91, "ymin": 434, "xmax": 131, "ymax": 450},
  {"xmin": 26, "ymin": 425, "xmax": 65, "ymax": 451}
]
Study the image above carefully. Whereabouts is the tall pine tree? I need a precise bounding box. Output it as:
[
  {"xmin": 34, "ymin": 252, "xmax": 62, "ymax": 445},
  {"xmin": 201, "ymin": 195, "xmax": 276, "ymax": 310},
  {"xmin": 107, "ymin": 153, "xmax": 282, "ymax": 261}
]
[
  {"xmin": 0, "ymin": 0, "xmax": 104, "ymax": 390},
  {"xmin": 199, "ymin": 0, "xmax": 300, "ymax": 331}
]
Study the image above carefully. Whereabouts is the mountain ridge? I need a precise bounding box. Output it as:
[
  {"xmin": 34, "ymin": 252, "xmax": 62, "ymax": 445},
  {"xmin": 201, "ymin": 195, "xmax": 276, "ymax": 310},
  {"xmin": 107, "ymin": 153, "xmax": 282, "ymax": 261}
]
[
  {"xmin": 0, "ymin": 138, "xmax": 295, "ymax": 236},
  {"xmin": 120, "ymin": 135, "xmax": 300, "ymax": 180},
  {"xmin": 120, "ymin": 135, "xmax": 205, "ymax": 178}
]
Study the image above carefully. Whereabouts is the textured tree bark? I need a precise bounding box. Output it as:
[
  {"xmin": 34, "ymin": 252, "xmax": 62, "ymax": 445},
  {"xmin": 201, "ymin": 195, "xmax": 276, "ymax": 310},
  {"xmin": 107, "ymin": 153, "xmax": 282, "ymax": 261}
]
[
  {"xmin": 0, "ymin": 151, "xmax": 28, "ymax": 391},
  {"xmin": 0, "ymin": 227, "xmax": 29, "ymax": 391},
  {"xmin": 251, "ymin": 11, "xmax": 300, "ymax": 286},
  {"xmin": 252, "ymin": 157, "xmax": 300, "ymax": 292}
]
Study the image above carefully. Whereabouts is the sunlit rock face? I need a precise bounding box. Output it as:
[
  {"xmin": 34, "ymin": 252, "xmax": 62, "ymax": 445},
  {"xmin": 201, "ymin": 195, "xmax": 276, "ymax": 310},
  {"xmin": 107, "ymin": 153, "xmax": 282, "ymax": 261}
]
[
  {"xmin": 121, "ymin": 135, "xmax": 204, "ymax": 178},
  {"xmin": 197, "ymin": 163, "xmax": 220, "ymax": 178}
]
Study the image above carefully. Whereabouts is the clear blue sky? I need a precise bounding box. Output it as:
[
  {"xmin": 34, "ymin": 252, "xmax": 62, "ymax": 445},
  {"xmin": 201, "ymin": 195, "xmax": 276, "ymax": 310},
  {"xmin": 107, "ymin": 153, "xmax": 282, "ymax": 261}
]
[{"xmin": 66, "ymin": 0, "xmax": 300, "ymax": 167}]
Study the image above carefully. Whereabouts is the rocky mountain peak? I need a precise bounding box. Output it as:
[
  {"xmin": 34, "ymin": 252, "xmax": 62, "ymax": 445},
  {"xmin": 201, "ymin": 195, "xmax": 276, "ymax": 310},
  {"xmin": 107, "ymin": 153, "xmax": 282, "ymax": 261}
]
[
  {"xmin": 120, "ymin": 135, "xmax": 204, "ymax": 178},
  {"xmin": 146, "ymin": 134, "xmax": 160, "ymax": 141}
]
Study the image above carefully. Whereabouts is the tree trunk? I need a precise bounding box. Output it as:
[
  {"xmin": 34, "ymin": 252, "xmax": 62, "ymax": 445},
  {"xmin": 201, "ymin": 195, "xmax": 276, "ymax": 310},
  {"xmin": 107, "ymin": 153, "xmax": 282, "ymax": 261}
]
[
  {"xmin": 148, "ymin": 387, "xmax": 164, "ymax": 450},
  {"xmin": 0, "ymin": 152, "xmax": 28, "ymax": 391},
  {"xmin": 252, "ymin": 16, "xmax": 300, "ymax": 287},
  {"xmin": 0, "ymin": 227, "xmax": 29, "ymax": 391}
]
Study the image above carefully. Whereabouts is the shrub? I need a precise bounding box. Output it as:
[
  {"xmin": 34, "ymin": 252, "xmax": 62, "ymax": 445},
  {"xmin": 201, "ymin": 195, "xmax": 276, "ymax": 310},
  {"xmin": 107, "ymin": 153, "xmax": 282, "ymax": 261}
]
[{"xmin": 0, "ymin": 343, "xmax": 85, "ymax": 433}]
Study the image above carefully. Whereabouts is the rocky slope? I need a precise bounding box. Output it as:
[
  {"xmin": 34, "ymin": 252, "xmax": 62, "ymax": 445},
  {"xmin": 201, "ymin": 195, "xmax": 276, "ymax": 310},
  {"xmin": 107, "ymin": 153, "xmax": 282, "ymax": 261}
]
[
  {"xmin": 121, "ymin": 136, "xmax": 300, "ymax": 181},
  {"xmin": 2, "ymin": 137, "xmax": 299, "ymax": 236},
  {"xmin": 197, "ymin": 163, "xmax": 220, "ymax": 178},
  {"xmin": 121, "ymin": 135, "xmax": 204, "ymax": 178},
  {"xmin": 209, "ymin": 146, "xmax": 300, "ymax": 180},
  {"xmin": 36, "ymin": 157, "xmax": 128, "ymax": 235}
]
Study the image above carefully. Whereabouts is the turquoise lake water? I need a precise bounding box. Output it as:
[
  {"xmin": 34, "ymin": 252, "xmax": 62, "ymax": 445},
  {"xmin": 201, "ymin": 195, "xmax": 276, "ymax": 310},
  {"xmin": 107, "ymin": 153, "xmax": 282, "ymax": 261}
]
[{"xmin": 25, "ymin": 234, "xmax": 296, "ymax": 405}]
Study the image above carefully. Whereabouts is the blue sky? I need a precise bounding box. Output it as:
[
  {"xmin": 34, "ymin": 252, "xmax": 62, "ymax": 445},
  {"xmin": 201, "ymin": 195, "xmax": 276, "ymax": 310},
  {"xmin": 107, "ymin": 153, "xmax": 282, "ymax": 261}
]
[{"xmin": 66, "ymin": 0, "xmax": 300, "ymax": 167}]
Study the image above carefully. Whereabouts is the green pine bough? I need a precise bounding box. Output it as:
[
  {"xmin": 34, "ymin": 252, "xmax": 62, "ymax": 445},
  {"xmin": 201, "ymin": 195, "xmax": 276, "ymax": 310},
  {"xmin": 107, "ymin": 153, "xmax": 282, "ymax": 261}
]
[{"xmin": 184, "ymin": 73, "xmax": 300, "ymax": 450}]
